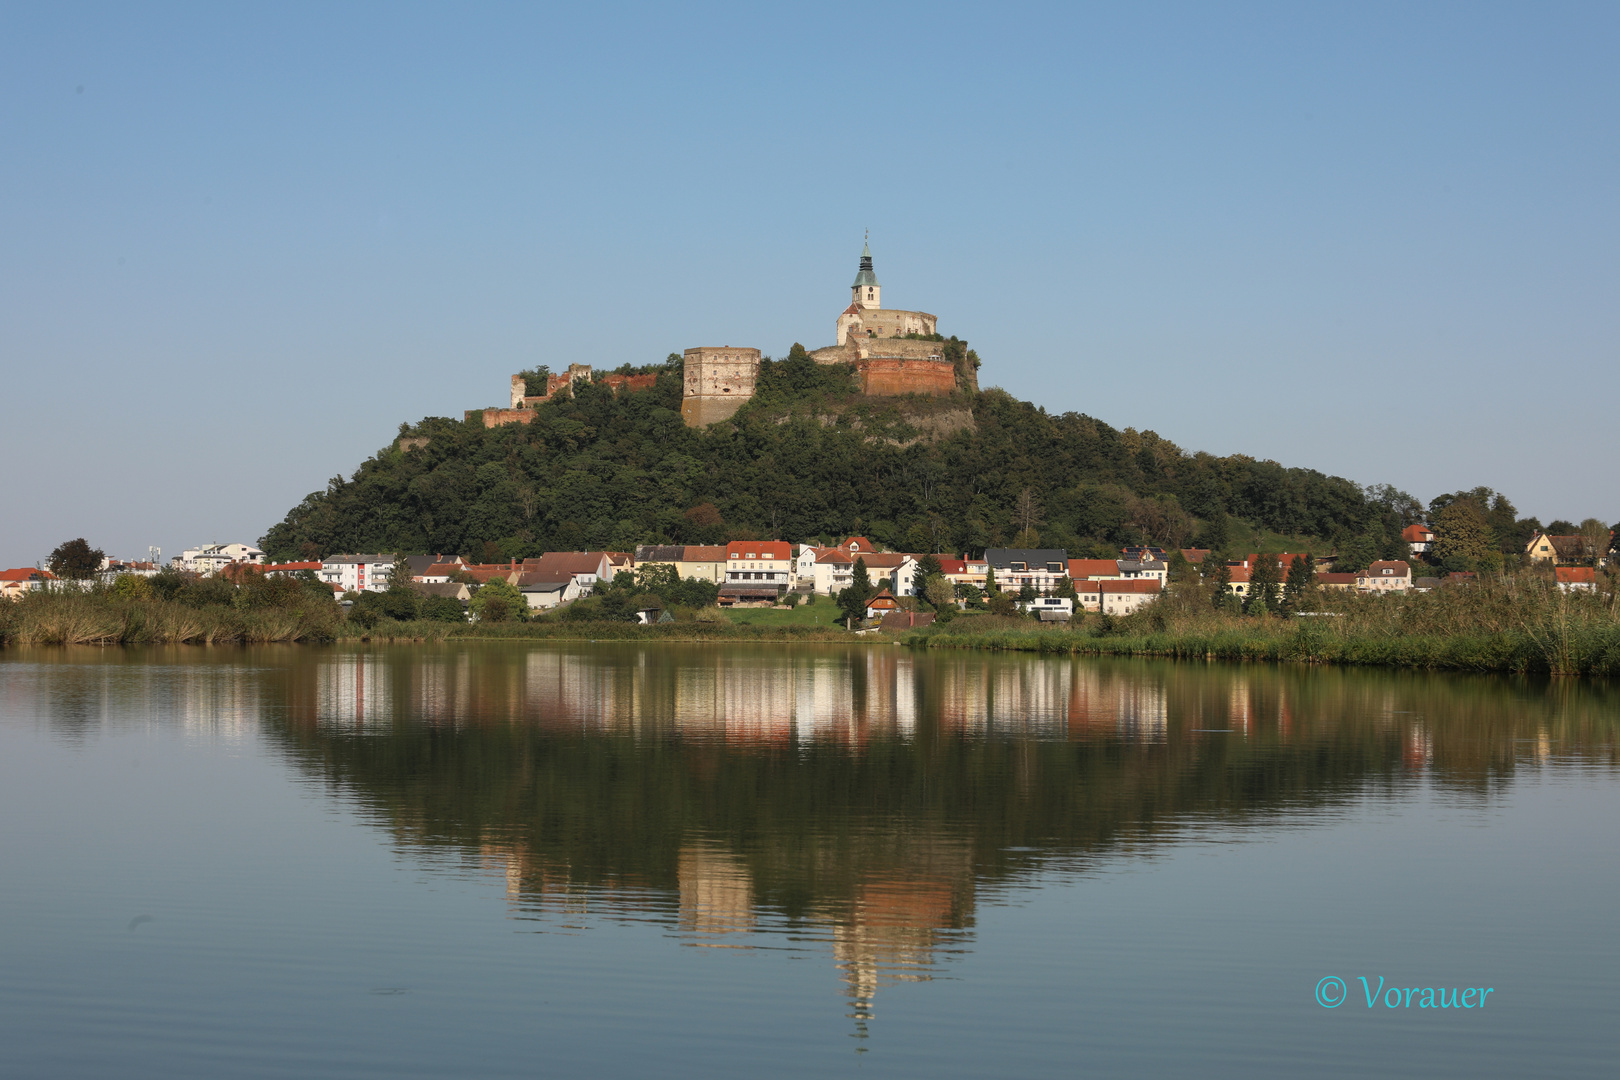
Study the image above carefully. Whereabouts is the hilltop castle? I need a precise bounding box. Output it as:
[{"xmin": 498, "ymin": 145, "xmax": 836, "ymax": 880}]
[
  {"xmin": 681, "ymin": 243, "xmax": 960, "ymax": 426},
  {"xmin": 479, "ymin": 242, "xmax": 965, "ymax": 429}
]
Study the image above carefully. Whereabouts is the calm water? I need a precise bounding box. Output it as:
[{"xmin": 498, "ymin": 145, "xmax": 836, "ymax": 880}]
[{"xmin": 2, "ymin": 643, "xmax": 1618, "ymax": 1078}]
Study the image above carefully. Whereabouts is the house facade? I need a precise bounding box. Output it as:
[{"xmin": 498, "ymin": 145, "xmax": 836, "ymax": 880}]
[
  {"xmin": 984, "ymin": 548, "xmax": 1069, "ymax": 592},
  {"xmin": 721, "ymin": 540, "xmax": 792, "ymax": 602},
  {"xmin": 1357, "ymin": 560, "xmax": 1412, "ymax": 593},
  {"xmin": 174, "ymin": 543, "xmax": 265, "ymax": 575},
  {"xmin": 1075, "ymin": 579, "xmax": 1162, "ymax": 614},
  {"xmin": 1402, "ymin": 524, "xmax": 1435, "ymax": 554},
  {"xmin": 320, "ymin": 554, "xmax": 396, "ymax": 593}
]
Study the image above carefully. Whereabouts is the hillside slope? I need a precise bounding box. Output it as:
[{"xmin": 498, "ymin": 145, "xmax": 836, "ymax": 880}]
[{"xmin": 260, "ymin": 352, "xmax": 1412, "ymax": 562}]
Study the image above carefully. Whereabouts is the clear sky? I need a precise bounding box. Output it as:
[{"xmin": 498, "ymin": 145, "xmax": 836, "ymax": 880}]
[{"xmin": 3, "ymin": 2, "xmax": 1616, "ymax": 565}]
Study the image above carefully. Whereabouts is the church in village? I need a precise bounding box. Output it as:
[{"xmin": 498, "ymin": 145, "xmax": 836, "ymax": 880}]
[{"xmin": 479, "ymin": 241, "xmax": 966, "ymax": 429}]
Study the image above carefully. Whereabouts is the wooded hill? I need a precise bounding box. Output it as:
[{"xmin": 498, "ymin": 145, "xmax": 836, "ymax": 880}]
[{"xmin": 259, "ymin": 347, "xmax": 1418, "ymax": 564}]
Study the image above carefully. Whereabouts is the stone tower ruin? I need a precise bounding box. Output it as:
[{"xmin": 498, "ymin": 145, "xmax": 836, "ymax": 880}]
[{"xmin": 680, "ymin": 346, "xmax": 761, "ymax": 427}]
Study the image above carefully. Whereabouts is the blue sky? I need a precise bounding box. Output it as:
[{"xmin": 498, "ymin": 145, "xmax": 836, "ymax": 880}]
[{"xmin": 3, "ymin": 2, "xmax": 1616, "ymax": 564}]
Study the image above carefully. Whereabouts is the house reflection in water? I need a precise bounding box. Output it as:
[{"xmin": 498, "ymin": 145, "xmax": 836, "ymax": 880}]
[{"xmin": 254, "ymin": 643, "xmax": 1617, "ymax": 1032}]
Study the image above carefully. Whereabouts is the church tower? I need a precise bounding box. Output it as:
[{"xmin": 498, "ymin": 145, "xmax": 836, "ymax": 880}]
[{"xmin": 850, "ymin": 240, "xmax": 881, "ymax": 310}]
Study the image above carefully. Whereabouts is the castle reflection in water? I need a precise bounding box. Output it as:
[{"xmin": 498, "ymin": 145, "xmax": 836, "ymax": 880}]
[{"xmin": 17, "ymin": 643, "xmax": 1616, "ymax": 1030}]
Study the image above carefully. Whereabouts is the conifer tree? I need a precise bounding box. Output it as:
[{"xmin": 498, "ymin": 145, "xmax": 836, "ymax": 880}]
[
  {"xmin": 838, "ymin": 557, "xmax": 873, "ymax": 628},
  {"xmin": 1247, "ymin": 555, "xmax": 1280, "ymax": 614},
  {"xmin": 1282, "ymin": 552, "xmax": 1316, "ymax": 612},
  {"xmin": 1208, "ymin": 560, "xmax": 1232, "ymax": 611}
]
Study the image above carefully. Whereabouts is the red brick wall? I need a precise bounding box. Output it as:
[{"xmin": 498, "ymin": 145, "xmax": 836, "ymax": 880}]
[
  {"xmin": 602, "ymin": 373, "xmax": 658, "ymax": 393},
  {"xmin": 856, "ymin": 358, "xmax": 956, "ymax": 397}
]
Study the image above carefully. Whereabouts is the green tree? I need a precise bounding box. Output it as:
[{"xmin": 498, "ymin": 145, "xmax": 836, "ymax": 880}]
[
  {"xmin": 837, "ymin": 557, "xmax": 873, "ymax": 628},
  {"xmin": 1246, "ymin": 555, "xmax": 1280, "ymax": 614},
  {"xmin": 1432, "ymin": 501, "xmax": 1493, "ymax": 571},
  {"xmin": 1281, "ymin": 552, "xmax": 1316, "ymax": 613},
  {"xmin": 1207, "ymin": 560, "xmax": 1232, "ymax": 611},
  {"xmin": 47, "ymin": 538, "xmax": 105, "ymax": 580},
  {"xmin": 471, "ymin": 577, "xmax": 524, "ymax": 623},
  {"xmin": 1578, "ymin": 519, "xmax": 1612, "ymax": 566}
]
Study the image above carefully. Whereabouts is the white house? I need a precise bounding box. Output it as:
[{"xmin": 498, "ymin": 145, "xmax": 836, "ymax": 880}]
[
  {"xmin": 321, "ymin": 554, "xmax": 396, "ymax": 593},
  {"xmin": 174, "ymin": 543, "xmax": 265, "ymax": 575}
]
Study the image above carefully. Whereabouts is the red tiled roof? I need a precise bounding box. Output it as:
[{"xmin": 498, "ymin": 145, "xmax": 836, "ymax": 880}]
[
  {"xmin": 727, "ymin": 541, "xmax": 792, "ymax": 560},
  {"xmin": 1180, "ymin": 549, "xmax": 1210, "ymax": 564},
  {"xmin": 681, "ymin": 545, "xmax": 728, "ymax": 562},
  {"xmin": 1401, "ymin": 524, "xmax": 1435, "ymax": 542},
  {"xmin": 857, "ymin": 553, "xmax": 908, "ymax": 569},
  {"xmin": 838, "ymin": 536, "xmax": 874, "ymax": 553},
  {"xmin": 0, "ymin": 567, "xmax": 54, "ymax": 582},
  {"xmin": 1556, "ymin": 567, "xmax": 1597, "ymax": 584},
  {"xmin": 1365, "ymin": 560, "xmax": 1411, "ymax": 576},
  {"xmin": 935, "ymin": 558, "xmax": 966, "ymax": 574},
  {"xmin": 1068, "ymin": 558, "xmax": 1121, "ymax": 580}
]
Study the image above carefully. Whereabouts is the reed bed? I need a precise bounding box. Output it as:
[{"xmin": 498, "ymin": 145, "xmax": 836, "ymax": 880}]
[
  {"xmin": 0, "ymin": 592, "xmax": 339, "ymax": 646},
  {"xmin": 906, "ymin": 573, "xmax": 1620, "ymax": 676}
]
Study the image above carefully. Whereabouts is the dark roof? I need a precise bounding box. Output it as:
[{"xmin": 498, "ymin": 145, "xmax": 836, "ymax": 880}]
[
  {"xmin": 984, "ymin": 548, "xmax": 1069, "ymax": 569},
  {"xmin": 635, "ymin": 545, "xmax": 685, "ymax": 562}
]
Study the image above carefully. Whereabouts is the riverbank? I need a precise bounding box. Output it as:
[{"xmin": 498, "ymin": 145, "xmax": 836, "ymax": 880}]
[{"xmin": 902, "ymin": 623, "xmax": 1620, "ymax": 676}]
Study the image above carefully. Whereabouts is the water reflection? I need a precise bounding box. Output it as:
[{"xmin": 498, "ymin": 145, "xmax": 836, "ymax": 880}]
[{"xmin": 10, "ymin": 644, "xmax": 1620, "ymax": 1033}]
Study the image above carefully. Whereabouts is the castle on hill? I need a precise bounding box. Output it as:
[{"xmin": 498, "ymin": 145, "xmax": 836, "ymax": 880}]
[
  {"xmin": 682, "ymin": 242, "xmax": 961, "ymax": 426},
  {"xmin": 478, "ymin": 242, "xmax": 966, "ymax": 429}
]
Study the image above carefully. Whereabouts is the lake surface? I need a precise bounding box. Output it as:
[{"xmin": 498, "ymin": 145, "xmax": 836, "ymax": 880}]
[{"xmin": 2, "ymin": 643, "xmax": 1617, "ymax": 1078}]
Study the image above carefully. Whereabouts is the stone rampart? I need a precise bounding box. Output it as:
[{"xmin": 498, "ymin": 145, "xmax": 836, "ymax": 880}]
[
  {"xmin": 857, "ymin": 358, "xmax": 956, "ymax": 397},
  {"xmin": 468, "ymin": 408, "xmax": 538, "ymax": 428}
]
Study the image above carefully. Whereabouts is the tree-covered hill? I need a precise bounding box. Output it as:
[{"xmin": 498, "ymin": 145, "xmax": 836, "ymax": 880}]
[{"xmin": 260, "ymin": 349, "xmax": 1418, "ymax": 563}]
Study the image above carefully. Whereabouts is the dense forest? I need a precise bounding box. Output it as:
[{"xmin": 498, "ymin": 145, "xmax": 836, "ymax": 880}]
[{"xmin": 260, "ymin": 347, "xmax": 1441, "ymax": 564}]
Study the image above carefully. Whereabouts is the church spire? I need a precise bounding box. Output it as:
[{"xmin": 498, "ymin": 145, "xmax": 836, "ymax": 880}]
[{"xmin": 850, "ymin": 236, "xmax": 880, "ymax": 309}]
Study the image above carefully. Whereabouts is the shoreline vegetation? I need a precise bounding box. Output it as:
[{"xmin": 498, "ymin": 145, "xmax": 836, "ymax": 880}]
[{"xmin": 5, "ymin": 571, "xmax": 1620, "ymax": 677}]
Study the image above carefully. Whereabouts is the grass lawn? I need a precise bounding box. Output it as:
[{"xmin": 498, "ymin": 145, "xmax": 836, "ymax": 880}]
[{"xmin": 723, "ymin": 602, "xmax": 846, "ymax": 628}]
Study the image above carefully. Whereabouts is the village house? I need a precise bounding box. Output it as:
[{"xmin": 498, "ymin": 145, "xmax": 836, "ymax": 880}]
[
  {"xmin": 857, "ymin": 552, "xmax": 920, "ymax": 597},
  {"xmin": 985, "ymin": 548, "xmax": 1069, "ymax": 592},
  {"xmin": 1402, "ymin": 524, "xmax": 1435, "ymax": 554},
  {"xmin": 524, "ymin": 552, "xmax": 616, "ymax": 591},
  {"xmin": 1555, "ymin": 566, "xmax": 1598, "ymax": 593},
  {"xmin": 801, "ymin": 546, "xmax": 854, "ymax": 595},
  {"xmin": 514, "ymin": 570, "xmax": 586, "ymax": 609},
  {"xmin": 405, "ymin": 554, "xmax": 463, "ymax": 581},
  {"xmin": 174, "ymin": 543, "xmax": 264, "ymax": 575},
  {"xmin": 259, "ymin": 561, "xmax": 323, "ymax": 578},
  {"xmin": 1117, "ymin": 557, "xmax": 1168, "ymax": 585},
  {"xmin": 1068, "ymin": 558, "xmax": 1125, "ymax": 582},
  {"xmin": 943, "ymin": 555, "xmax": 987, "ymax": 591},
  {"xmin": 320, "ymin": 554, "xmax": 396, "ymax": 593},
  {"xmin": 1021, "ymin": 595, "xmax": 1075, "ymax": 620},
  {"xmin": 0, "ymin": 567, "xmax": 56, "ymax": 601},
  {"xmin": 1075, "ymin": 579, "xmax": 1162, "ymax": 615},
  {"xmin": 410, "ymin": 580, "xmax": 472, "ymax": 611},
  {"xmin": 98, "ymin": 558, "xmax": 160, "ymax": 582},
  {"xmin": 864, "ymin": 589, "xmax": 900, "ymax": 621},
  {"xmin": 1317, "ymin": 572, "xmax": 1359, "ymax": 591},
  {"xmin": 633, "ymin": 544, "xmax": 728, "ymax": 584},
  {"xmin": 1357, "ymin": 560, "xmax": 1412, "ymax": 593},
  {"xmin": 721, "ymin": 540, "xmax": 792, "ymax": 603},
  {"xmin": 1525, "ymin": 530, "xmax": 1610, "ymax": 565}
]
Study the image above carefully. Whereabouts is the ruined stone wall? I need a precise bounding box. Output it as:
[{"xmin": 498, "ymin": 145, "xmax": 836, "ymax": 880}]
[
  {"xmin": 681, "ymin": 346, "xmax": 760, "ymax": 427},
  {"xmin": 602, "ymin": 372, "xmax": 658, "ymax": 394},
  {"xmin": 468, "ymin": 408, "xmax": 538, "ymax": 428}
]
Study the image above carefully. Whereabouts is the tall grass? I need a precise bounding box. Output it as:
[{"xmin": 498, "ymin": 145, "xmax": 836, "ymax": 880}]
[
  {"xmin": 0, "ymin": 592, "xmax": 339, "ymax": 646},
  {"xmin": 906, "ymin": 574, "xmax": 1620, "ymax": 676}
]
